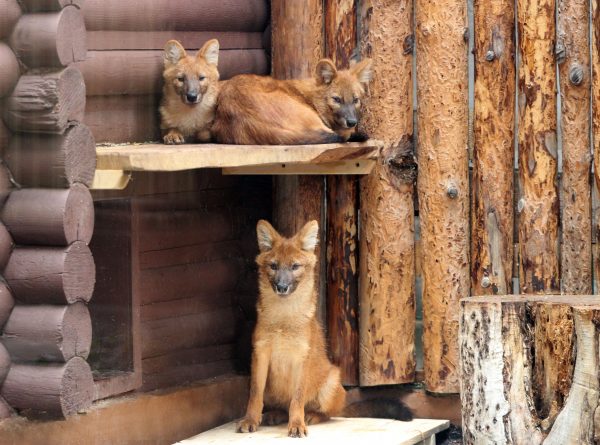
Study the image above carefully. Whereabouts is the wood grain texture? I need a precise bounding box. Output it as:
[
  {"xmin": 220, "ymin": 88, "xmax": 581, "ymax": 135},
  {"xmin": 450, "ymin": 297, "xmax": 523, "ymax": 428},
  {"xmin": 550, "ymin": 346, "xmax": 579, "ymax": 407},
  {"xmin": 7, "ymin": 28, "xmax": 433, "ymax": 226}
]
[
  {"xmin": 82, "ymin": 0, "xmax": 269, "ymax": 32},
  {"xmin": 5, "ymin": 66, "xmax": 86, "ymax": 134},
  {"xmin": 0, "ymin": 42, "xmax": 20, "ymax": 98},
  {"xmin": 0, "ymin": 396, "xmax": 12, "ymax": 420},
  {"xmin": 592, "ymin": 1, "xmax": 600, "ymax": 291},
  {"xmin": 1, "ymin": 356, "xmax": 94, "ymax": 419},
  {"xmin": 0, "ymin": 0, "xmax": 22, "ymax": 40},
  {"xmin": 9, "ymin": 7, "xmax": 86, "ymax": 68},
  {"xmin": 2, "ymin": 184, "xmax": 94, "ymax": 245},
  {"xmin": 324, "ymin": 0, "xmax": 359, "ymax": 386},
  {"xmin": 558, "ymin": 0, "xmax": 592, "ymax": 294},
  {"xmin": 0, "ymin": 342, "xmax": 9, "ymax": 384},
  {"xmin": 358, "ymin": 0, "xmax": 416, "ymax": 387},
  {"xmin": 517, "ymin": 0, "xmax": 559, "ymax": 293},
  {"xmin": 19, "ymin": 0, "xmax": 83, "ymax": 12},
  {"xmin": 416, "ymin": 0, "xmax": 469, "ymax": 392},
  {"xmin": 5, "ymin": 241, "xmax": 95, "ymax": 304},
  {"xmin": 5, "ymin": 123, "xmax": 96, "ymax": 188},
  {"xmin": 1, "ymin": 302, "xmax": 92, "ymax": 362},
  {"xmin": 0, "ymin": 283, "xmax": 15, "ymax": 330},
  {"xmin": 471, "ymin": 0, "xmax": 515, "ymax": 295}
]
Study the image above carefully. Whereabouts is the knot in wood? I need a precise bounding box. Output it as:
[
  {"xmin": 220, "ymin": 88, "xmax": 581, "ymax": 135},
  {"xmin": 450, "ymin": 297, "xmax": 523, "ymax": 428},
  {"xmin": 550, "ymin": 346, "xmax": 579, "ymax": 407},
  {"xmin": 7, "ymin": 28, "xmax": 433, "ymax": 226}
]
[
  {"xmin": 463, "ymin": 28, "xmax": 469, "ymax": 43},
  {"xmin": 481, "ymin": 276, "xmax": 491, "ymax": 288},
  {"xmin": 569, "ymin": 64, "xmax": 584, "ymax": 86},
  {"xmin": 446, "ymin": 186, "xmax": 458, "ymax": 199},
  {"xmin": 485, "ymin": 50, "xmax": 495, "ymax": 62}
]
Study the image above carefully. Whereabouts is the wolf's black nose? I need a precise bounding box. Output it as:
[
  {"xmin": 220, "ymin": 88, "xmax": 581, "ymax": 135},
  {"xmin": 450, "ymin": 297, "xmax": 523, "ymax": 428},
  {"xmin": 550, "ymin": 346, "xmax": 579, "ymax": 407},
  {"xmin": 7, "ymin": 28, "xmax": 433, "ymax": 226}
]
[
  {"xmin": 276, "ymin": 284, "xmax": 290, "ymax": 294},
  {"xmin": 346, "ymin": 118, "xmax": 357, "ymax": 127},
  {"xmin": 186, "ymin": 93, "xmax": 198, "ymax": 103}
]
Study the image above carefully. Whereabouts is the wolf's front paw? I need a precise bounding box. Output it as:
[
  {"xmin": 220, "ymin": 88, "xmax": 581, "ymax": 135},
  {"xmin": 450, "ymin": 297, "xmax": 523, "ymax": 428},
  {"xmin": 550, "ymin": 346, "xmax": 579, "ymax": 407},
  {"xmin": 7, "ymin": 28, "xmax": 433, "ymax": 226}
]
[
  {"xmin": 236, "ymin": 416, "xmax": 260, "ymax": 433},
  {"xmin": 288, "ymin": 419, "xmax": 307, "ymax": 438},
  {"xmin": 163, "ymin": 130, "xmax": 185, "ymax": 144}
]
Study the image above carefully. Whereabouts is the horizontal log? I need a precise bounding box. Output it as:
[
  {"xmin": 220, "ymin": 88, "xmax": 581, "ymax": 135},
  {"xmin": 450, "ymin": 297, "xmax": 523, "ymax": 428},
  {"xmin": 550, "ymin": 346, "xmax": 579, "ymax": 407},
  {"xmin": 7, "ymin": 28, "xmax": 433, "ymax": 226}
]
[
  {"xmin": 0, "ymin": 222, "xmax": 14, "ymax": 271},
  {"xmin": 5, "ymin": 123, "xmax": 96, "ymax": 188},
  {"xmin": 142, "ymin": 343, "xmax": 236, "ymax": 375},
  {"xmin": 10, "ymin": 7, "xmax": 86, "ymax": 68},
  {"xmin": 83, "ymin": 0, "xmax": 269, "ymax": 32},
  {"xmin": 1, "ymin": 302, "xmax": 91, "ymax": 362},
  {"xmin": 141, "ymin": 359, "xmax": 235, "ymax": 392},
  {"xmin": 140, "ymin": 258, "xmax": 240, "ymax": 304},
  {"xmin": 78, "ymin": 49, "xmax": 268, "ymax": 96},
  {"xmin": 140, "ymin": 240, "xmax": 241, "ymax": 271},
  {"xmin": 5, "ymin": 241, "xmax": 95, "ymax": 304},
  {"xmin": 0, "ymin": 0, "xmax": 22, "ymax": 40},
  {"xmin": 141, "ymin": 308, "xmax": 236, "ymax": 358},
  {"xmin": 2, "ymin": 184, "xmax": 94, "ymax": 245},
  {"xmin": 141, "ymin": 292, "xmax": 234, "ymax": 322},
  {"xmin": 87, "ymin": 31, "xmax": 264, "ymax": 51},
  {"xmin": 19, "ymin": 0, "xmax": 83, "ymax": 12},
  {"xmin": 5, "ymin": 66, "xmax": 86, "ymax": 134},
  {"xmin": 84, "ymin": 94, "xmax": 159, "ymax": 143},
  {"xmin": 0, "ymin": 283, "xmax": 15, "ymax": 330},
  {"xmin": 0, "ymin": 342, "xmax": 9, "ymax": 383},
  {"xmin": 1, "ymin": 356, "xmax": 94, "ymax": 418},
  {"xmin": 0, "ymin": 42, "xmax": 20, "ymax": 98}
]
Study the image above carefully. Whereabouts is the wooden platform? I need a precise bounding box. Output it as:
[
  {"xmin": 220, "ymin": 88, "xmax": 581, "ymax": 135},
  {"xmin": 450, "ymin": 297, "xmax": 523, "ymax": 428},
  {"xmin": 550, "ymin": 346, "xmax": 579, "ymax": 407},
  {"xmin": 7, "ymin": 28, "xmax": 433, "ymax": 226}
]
[
  {"xmin": 92, "ymin": 141, "xmax": 381, "ymax": 189},
  {"xmin": 175, "ymin": 418, "xmax": 450, "ymax": 445}
]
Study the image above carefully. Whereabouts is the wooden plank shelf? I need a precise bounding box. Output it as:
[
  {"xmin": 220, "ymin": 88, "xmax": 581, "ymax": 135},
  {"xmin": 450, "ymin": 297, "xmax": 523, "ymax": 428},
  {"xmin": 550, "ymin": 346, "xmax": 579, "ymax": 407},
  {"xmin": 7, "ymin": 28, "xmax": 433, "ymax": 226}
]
[
  {"xmin": 92, "ymin": 141, "xmax": 381, "ymax": 190},
  {"xmin": 176, "ymin": 418, "xmax": 450, "ymax": 445}
]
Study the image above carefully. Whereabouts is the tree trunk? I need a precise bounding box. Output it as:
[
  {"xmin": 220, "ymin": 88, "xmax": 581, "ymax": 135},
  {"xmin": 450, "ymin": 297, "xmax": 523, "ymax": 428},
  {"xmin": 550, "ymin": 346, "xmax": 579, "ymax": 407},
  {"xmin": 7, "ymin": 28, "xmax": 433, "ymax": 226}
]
[
  {"xmin": 416, "ymin": 0, "xmax": 469, "ymax": 392},
  {"xmin": 471, "ymin": 0, "xmax": 515, "ymax": 295},
  {"xmin": 324, "ymin": 0, "xmax": 359, "ymax": 386},
  {"xmin": 517, "ymin": 0, "xmax": 559, "ymax": 293}
]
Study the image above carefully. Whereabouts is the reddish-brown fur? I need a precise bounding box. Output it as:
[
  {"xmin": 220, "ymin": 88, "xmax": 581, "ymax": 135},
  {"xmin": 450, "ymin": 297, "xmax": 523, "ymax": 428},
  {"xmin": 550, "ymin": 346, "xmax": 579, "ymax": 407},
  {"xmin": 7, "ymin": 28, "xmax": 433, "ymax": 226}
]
[
  {"xmin": 160, "ymin": 39, "xmax": 220, "ymax": 144},
  {"xmin": 212, "ymin": 59, "xmax": 372, "ymax": 145}
]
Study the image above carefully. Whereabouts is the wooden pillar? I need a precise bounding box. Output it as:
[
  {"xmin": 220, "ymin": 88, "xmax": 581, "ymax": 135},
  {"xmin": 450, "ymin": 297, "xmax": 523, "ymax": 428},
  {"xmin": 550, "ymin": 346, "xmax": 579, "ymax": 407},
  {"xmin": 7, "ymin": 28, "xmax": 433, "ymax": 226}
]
[
  {"xmin": 324, "ymin": 0, "xmax": 359, "ymax": 386},
  {"xmin": 358, "ymin": 0, "xmax": 416, "ymax": 386},
  {"xmin": 270, "ymin": 0, "xmax": 326, "ymax": 322},
  {"xmin": 592, "ymin": 0, "xmax": 600, "ymax": 290},
  {"xmin": 415, "ymin": 0, "xmax": 469, "ymax": 392},
  {"xmin": 517, "ymin": 0, "xmax": 559, "ymax": 293},
  {"xmin": 471, "ymin": 0, "xmax": 515, "ymax": 296}
]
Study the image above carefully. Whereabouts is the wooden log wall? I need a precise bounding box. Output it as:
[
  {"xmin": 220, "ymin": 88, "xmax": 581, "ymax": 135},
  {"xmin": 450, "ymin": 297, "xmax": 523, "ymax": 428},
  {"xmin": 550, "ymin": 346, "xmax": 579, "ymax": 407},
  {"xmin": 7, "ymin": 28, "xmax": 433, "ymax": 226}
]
[
  {"xmin": 0, "ymin": 0, "xmax": 96, "ymax": 419},
  {"xmin": 79, "ymin": 0, "xmax": 270, "ymax": 143}
]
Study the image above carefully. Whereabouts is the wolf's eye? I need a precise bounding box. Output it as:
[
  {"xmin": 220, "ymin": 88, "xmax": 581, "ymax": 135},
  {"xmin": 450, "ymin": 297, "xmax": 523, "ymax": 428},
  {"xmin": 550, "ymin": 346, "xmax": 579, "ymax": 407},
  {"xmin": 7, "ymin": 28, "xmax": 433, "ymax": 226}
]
[
  {"xmin": 353, "ymin": 97, "xmax": 359, "ymax": 104},
  {"xmin": 176, "ymin": 75, "xmax": 184, "ymax": 82},
  {"xmin": 291, "ymin": 263, "xmax": 301, "ymax": 271},
  {"xmin": 332, "ymin": 96, "xmax": 342, "ymax": 104},
  {"xmin": 270, "ymin": 263, "xmax": 278, "ymax": 271},
  {"xmin": 199, "ymin": 75, "xmax": 206, "ymax": 81}
]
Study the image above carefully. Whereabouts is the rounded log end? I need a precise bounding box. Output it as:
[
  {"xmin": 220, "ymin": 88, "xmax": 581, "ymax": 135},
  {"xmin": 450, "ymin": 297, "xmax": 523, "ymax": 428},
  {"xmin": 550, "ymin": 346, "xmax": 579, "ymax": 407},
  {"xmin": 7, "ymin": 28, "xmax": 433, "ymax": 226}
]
[
  {"xmin": 56, "ymin": 6, "xmax": 87, "ymax": 66},
  {"xmin": 0, "ymin": 342, "xmax": 10, "ymax": 383},
  {"xmin": 65, "ymin": 184, "xmax": 94, "ymax": 245},
  {"xmin": 60, "ymin": 357, "xmax": 94, "ymax": 417},
  {"xmin": 64, "ymin": 241, "xmax": 95, "ymax": 303},
  {"xmin": 59, "ymin": 65, "xmax": 86, "ymax": 126},
  {"xmin": 63, "ymin": 302, "xmax": 92, "ymax": 360},
  {"xmin": 64, "ymin": 124, "xmax": 96, "ymax": 187},
  {"xmin": 0, "ymin": 223, "xmax": 14, "ymax": 271},
  {"xmin": 0, "ymin": 282, "xmax": 15, "ymax": 330},
  {"xmin": 0, "ymin": 42, "xmax": 20, "ymax": 98}
]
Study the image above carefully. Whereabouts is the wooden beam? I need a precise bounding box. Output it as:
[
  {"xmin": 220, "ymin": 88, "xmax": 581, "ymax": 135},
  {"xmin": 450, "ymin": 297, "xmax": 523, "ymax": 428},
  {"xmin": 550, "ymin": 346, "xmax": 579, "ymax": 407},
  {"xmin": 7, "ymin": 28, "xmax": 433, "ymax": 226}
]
[
  {"xmin": 416, "ymin": 0, "xmax": 469, "ymax": 392},
  {"xmin": 222, "ymin": 160, "xmax": 375, "ymax": 175},
  {"xmin": 91, "ymin": 170, "xmax": 132, "ymax": 190},
  {"xmin": 471, "ymin": 0, "xmax": 515, "ymax": 295}
]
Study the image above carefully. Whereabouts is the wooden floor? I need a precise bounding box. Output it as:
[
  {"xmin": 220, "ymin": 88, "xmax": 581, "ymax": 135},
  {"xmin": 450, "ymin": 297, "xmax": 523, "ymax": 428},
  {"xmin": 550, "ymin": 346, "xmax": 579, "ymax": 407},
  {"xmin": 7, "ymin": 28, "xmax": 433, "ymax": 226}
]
[{"xmin": 176, "ymin": 418, "xmax": 450, "ymax": 445}]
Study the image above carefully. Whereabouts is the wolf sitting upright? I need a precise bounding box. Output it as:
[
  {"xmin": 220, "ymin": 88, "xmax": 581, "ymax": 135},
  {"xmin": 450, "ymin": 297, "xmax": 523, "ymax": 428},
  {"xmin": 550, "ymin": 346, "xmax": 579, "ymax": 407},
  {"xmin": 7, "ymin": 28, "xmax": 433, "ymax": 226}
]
[
  {"xmin": 160, "ymin": 39, "xmax": 220, "ymax": 144},
  {"xmin": 237, "ymin": 220, "xmax": 412, "ymax": 438}
]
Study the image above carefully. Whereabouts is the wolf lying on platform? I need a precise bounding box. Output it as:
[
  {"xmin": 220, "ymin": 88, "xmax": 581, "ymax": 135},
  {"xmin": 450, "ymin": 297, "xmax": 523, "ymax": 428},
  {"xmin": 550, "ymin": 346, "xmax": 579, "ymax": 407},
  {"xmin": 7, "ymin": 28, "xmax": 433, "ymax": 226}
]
[{"xmin": 237, "ymin": 220, "xmax": 412, "ymax": 438}]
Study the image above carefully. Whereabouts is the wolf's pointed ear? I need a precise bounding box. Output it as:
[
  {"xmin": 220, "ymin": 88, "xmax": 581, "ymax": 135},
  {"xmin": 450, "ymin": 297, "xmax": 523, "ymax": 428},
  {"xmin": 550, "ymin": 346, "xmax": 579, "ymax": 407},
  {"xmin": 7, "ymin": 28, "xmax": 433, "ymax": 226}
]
[
  {"xmin": 257, "ymin": 220, "xmax": 280, "ymax": 252},
  {"xmin": 296, "ymin": 220, "xmax": 319, "ymax": 252},
  {"xmin": 350, "ymin": 58, "xmax": 373, "ymax": 85},
  {"xmin": 164, "ymin": 40, "xmax": 186, "ymax": 66},
  {"xmin": 315, "ymin": 59, "xmax": 337, "ymax": 85},
  {"xmin": 198, "ymin": 39, "xmax": 219, "ymax": 66}
]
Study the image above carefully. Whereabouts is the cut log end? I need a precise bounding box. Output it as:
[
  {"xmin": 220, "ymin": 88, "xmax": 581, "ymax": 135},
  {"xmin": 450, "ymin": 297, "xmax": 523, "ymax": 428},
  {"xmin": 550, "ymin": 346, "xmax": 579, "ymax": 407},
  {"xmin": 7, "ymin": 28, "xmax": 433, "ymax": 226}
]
[
  {"xmin": 0, "ymin": 282, "xmax": 15, "ymax": 330},
  {"xmin": 0, "ymin": 222, "xmax": 14, "ymax": 271},
  {"xmin": 1, "ymin": 357, "xmax": 94, "ymax": 418},
  {"xmin": 0, "ymin": 42, "xmax": 20, "ymax": 98},
  {"xmin": 0, "ymin": 342, "xmax": 10, "ymax": 383}
]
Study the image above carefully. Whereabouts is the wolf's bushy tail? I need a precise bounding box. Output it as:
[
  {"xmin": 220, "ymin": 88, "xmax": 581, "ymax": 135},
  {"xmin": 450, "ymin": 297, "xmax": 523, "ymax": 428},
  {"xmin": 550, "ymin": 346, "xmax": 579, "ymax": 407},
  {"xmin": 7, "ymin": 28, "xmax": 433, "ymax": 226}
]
[{"xmin": 342, "ymin": 398, "xmax": 413, "ymax": 421}]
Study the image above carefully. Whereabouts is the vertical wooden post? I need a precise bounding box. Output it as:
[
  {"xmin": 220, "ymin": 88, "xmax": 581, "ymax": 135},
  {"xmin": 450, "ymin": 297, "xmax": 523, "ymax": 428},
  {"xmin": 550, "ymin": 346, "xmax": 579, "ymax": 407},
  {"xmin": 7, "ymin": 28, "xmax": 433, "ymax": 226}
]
[
  {"xmin": 471, "ymin": 0, "xmax": 515, "ymax": 296},
  {"xmin": 592, "ymin": 0, "xmax": 600, "ymax": 290},
  {"xmin": 558, "ymin": 0, "xmax": 591, "ymax": 294},
  {"xmin": 517, "ymin": 0, "xmax": 559, "ymax": 293},
  {"xmin": 415, "ymin": 0, "xmax": 469, "ymax": 392},
  {"xmin": 270, "ymin": 1, "xmax": 326, "ymax": 322},
  {"xmin": 324, "ymin": 0, "xmax": 359, "ymax": 386},
  {"xmin": 358, "ymin": 0, "xmax": 416, "ymax": 386}
]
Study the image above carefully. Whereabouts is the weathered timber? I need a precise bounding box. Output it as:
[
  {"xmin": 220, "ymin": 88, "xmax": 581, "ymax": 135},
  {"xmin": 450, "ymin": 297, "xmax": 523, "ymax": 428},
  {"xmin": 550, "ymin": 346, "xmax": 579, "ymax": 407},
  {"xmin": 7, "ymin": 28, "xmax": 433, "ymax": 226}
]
[
  {"xmin": 141, "ymin": 360, "xmax": 236, "ymax": 392},
  {"xmin": 271, "ymin": 0, "xmax": 326, "ymax": 322},
  {"xmin": 83, "ymin": 0, "xmax": 269, "ymax": 32},
  {"xmin": 1, "ymin": 356, "xmax": 94, "ymax": 418},
  {"xmin": 358, "ymin": 0, "xmax": 416, "ymax": 386},
  {"xmin": 471, "ymin": 0, "xmax": 515, "ymax": 295},
  {"xmin": 324, "ymin": 0, "xmax": 359, "ymax": 386},
  {"xmin": 2, "ymin": 184, "xmax": 94, "ymax": 245},
  {"xmin": 0, "ymin": 283, "xmax": 15, "ymax": 330},
  {"xmin": 0, "ymin": 42, "xmax": 20, "ymax": 97},
  {"xmin": 19, "ymin": 0, "xmax": 83, "ymax": 12},
  {"xmin": 78, "ymin": 49, "xmax": 268, "ymax": 96},
  {"xmin": 416, "ymin": 0, "xmax": 469, "ymax": 392},
  {"xmin": 0, "ymin": 222, "xmax": 13, "ymax": 271},
  {"xmin": 0, "ymin": 342, "xmax": 9, "ymax": 383},
  {"xmin": 9, "ymin": 7, "xmax": 86, "ymax": 68},
  {"xmin": 558, "ymin": 0, "xmax": 592, "ymax": 293},
  {"xmin": 5, "ymin": 123, "xmax": 96, "ymax": 188},
  {"xmin": 517, "ymin": 0, "xmax": 559, "ymax": 293},
  {"xmin": 0, "ymin": 0, "xmax": 21, "ymax": 40},
  {"xmin": 1, "ymin": 302, "xmax": 91, "ymax": 362},
  {"xmin": 4, "ymin": 65, "xmax": 86, "ymax": 134},
  {"xmin": 592, "ymin": 0, "xmax": 600, "ymax": 281},
  {"xmin": 4, "ymin": 241, "xmax": 95, "ymax": 304}
]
